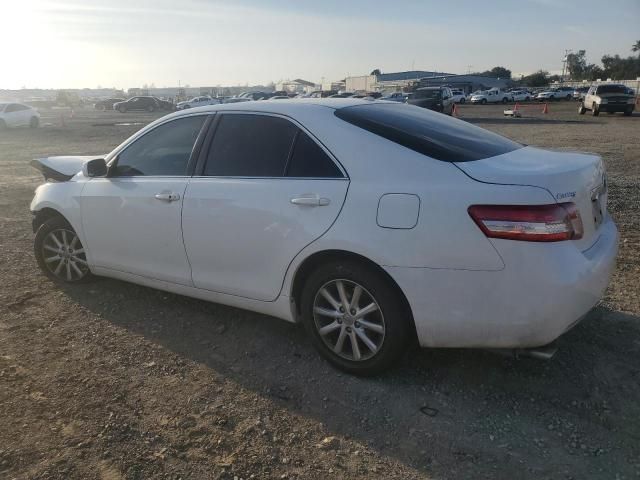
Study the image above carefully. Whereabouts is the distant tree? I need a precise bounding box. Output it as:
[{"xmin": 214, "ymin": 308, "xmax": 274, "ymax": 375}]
[
  {"xmin": 633, "ymin": 40, "xmax": 640, "ymax": 53},
  {"xmin": 370, "ymin": 69, "xmax": 382, "ymax": 76},
  {"xmin": 488, "ymin": 66, "xmax": 511, "ymax": 79},
  {"xmin": 566, "ymin": 50, "xmax": 587, "ymax": 79},
  {"xmin": 520, "ymin": 70, "xmax": 549, "ymax": 87},
  {"xmin": 601, "ymin": 54, "xmax": 640, "ymax": 79}
]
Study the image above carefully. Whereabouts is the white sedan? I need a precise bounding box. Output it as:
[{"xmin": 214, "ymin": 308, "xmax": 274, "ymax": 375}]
[
  {"xmin": 0, "ymin": 102, "xmax": 40, "ymax": 128},
  {"xmin": 176, "ymin": 96, "xmax": 221, "ymax": 110},
  {"xmin": 29, "ymin": 99, "xmax": 618, "ymax": 375}
]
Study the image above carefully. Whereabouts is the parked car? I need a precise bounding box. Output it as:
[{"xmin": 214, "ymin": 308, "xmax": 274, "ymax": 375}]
[
  {"xmin": 579, "ymin": 84, "xmax": 635, "ymax": 116},
  {"xmin": 470, "ymin": 88, "xmax": 510, "ymax": 104},
  {"xmin": 380, "ymin": 92, "xmax": 407, "ymax": 103},
  {"xmin": 0, "ymin": 102, "xmax": 40, "ymax": 128},
  {"xmin": 30, "ymin": 100, "xmax": 618, "ymax": 375},
  {"xmin": 509, "ymin": 90, "xmax": 532, "ymax": 102},
  {"xmin": 572, "ymin": 87, "xmax": 590, "ymax": 101},
  {"xmin": 176, "ymin": 96, "xmax": 221, "ymax": 110},
  {"xmin": 329, "ymin": 92, "xmax": 355, "ymax": 98},
  {"xmin": 113, "ymin": 96, "xmax": 174, "ymax": 113},
  {"xmin": 407, "ymin": 86, "xmax": 454, "ymax": 114},
  {"xmin": 449, "ymin": 89, "xmax": 466, "ymax": 103},
  {"xmin": 269, "ymin": 96, "xmax": 291, "ymax": 100},
  {"xmin": 535, "ymin": 86, "xmax": 574, "ymax": 101},
  {"xmin": 94, "ymin": 98, "xmax": 125, "ymax": 111}
]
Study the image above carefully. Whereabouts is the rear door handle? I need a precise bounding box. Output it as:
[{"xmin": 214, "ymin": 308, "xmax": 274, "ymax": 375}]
[
  {"xmin": 154, "ymin": 192, "xmax": 180, "ymax": 202},
  {"xmin": 290, "ymin": 195, "xmax": 330, "ymax": 207}
]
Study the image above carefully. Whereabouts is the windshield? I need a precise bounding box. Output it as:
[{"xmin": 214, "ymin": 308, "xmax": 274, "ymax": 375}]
[
  {"xmin": 334, "ymin": 103, "xmax": 523, "ymax": 162},
  {"xmin": 597, "ymin": 85, "xmax": 627, "ymax": 94}
]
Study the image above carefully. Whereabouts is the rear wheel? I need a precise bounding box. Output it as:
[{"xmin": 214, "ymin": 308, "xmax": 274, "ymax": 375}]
[
  {"xmin": 34, "ymin": 217, "xmax": 93, "ymax": 283},
  {"xmin": 578, "ymin": 103, "xmax": 586, "ymax": 115},
  {"xmin": 459, "ymin": 98, "xmax": 465, "ymax": 104},
  {"xmin": 300, "ymin": 261, "xmax": 410, "ymax": 376},
  {"xmin": 502, "ymin": 97, "xmax": 508, "ymax": 104}
]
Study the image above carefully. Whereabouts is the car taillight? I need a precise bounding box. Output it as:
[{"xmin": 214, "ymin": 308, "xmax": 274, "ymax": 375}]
[{"xmin": 468, "ymin": 203, "xmax": 583, "ymax": 242}]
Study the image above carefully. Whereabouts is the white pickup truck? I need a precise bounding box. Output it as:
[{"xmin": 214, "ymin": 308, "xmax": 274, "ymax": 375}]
[{"xmin": 470, "ymin": 88, "xmax": 510, "ymax": 104}]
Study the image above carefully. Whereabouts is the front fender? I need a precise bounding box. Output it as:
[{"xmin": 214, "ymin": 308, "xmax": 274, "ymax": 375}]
[{"xmin": 31, "ymin": 181, "xmax": 90, "ymax": 259}]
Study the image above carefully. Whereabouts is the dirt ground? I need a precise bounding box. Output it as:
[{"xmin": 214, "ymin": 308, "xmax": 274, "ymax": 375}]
[{"xmin": 0, "ymin": 102, "xmax": 639, "ymax": 480}]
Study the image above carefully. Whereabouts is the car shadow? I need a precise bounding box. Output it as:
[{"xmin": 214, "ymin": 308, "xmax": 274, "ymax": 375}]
[{"xmin": 61, "ymin": 278, "xmax": 640, "ymax": 478}]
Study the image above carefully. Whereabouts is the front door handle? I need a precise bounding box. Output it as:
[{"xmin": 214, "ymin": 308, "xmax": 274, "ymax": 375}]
[
  {"xmin": 154, "ymin": 192, "xmax": 180, "ymax": 202},
  {"xmin": 290, "ymin": 195, "xmax": 330, "ymax": 207}
]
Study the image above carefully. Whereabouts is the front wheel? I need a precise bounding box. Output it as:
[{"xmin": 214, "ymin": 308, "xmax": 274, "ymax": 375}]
[
  {"xmin": 578, "ymin": 103, "xmax": 586, "ymax": 115},
  {"xmin": 525, "ymin": 96, "xmax": 530, "ymax": 101},
  {"xmin": 300, "ymin": 261, "xmax": 411, "ymax": 376},
  {"xmin": 118, "ymin": 105, "xmax": 127, "ymax": 113},
  {"xmin": 592, "ymin": 103, "xmax": 599, "ymax": 116},
  {"xmin": 459, "ymin": 98, "xmax": 465, "ymax": 103},
  {"xmin": 34, "ymin": 216, "xmax": 94, "ymax": 283},
  {"xmin": 502, "ymin": 97, "xmax": 508, "ymax": 104},
  {"xmin": 480, "ymin": 98, "xmax": 487, "ymax": 105}
]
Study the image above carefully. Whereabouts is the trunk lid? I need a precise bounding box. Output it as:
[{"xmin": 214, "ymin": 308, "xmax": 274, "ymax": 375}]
[
  {"xmin": 456, "ymin": 146, "xmax": 607, "ymax": 250},
  {"xmin": 31, "ymin": 155, "xmax": 103, "ymax": 181}
]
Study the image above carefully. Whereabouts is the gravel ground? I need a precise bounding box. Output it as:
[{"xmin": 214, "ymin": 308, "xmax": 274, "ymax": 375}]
[{"xmin": 0, "ymin": 102, "xmax": 639, "ymax": 480}]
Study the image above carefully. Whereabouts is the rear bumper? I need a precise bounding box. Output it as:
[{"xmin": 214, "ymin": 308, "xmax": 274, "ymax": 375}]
[
  {"xmin": 599, "ymin": 103, "xmax": 634, "ymax": 112},
  {"xmin": 386, "ymin": 216, "xmax": 618, "ymax": 348}
]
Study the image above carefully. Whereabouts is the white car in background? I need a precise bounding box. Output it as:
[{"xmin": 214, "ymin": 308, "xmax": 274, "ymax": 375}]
[
  {"xmin": 176, "ymin": 96, "xmax": 221, "ymax": 110},
  {"xmin": 380, "ymin": 92, "xmax": 407, "ymax": 103},
  {"xmin": 0, "ymin": 103, "xmax": 40, "ymax": 128},
  {"xmin": 450, "ymin": 89, "xmax": 467, "ymax": 103},
  {"xmin": 29, "ymin": 99, "xmax": 618, "ymax": 375},
  {"xmin": 470, "ymin": 88, "xmax": 510, "ymax": 104},
  {"xmin": 509, "ymin": 90, "xmax": 532, "ymax": 102}
]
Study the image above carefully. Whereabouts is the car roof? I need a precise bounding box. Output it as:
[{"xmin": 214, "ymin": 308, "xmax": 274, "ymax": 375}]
[{"xmin": 163, "ymin": 98, "xmax": 379, "ymax": 118}]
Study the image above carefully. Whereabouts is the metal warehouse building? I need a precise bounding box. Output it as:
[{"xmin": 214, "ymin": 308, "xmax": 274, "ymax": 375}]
[{"xmin": 418, "ymin": 74, "xmax": 510, "ymax": 94}]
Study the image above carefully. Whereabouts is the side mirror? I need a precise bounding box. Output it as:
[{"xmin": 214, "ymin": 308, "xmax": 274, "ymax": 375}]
[{"xmin": 82, "ymin": 158, "xmax": 108, "ymax": 177}]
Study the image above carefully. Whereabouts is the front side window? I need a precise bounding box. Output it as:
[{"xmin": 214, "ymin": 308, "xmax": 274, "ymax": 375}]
[
  {"xmin": 204, "ymin": 114, "xmax": 297, "ymax": 177},
  {"xmin": 112, "ymin": 115, "xmax": 206, "ymax": 176}
]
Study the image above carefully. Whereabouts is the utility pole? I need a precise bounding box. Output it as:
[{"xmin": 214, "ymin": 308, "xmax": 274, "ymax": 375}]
[{"xmin": 561, "ymin": 49, "xmax": 572, "ymax": 83}]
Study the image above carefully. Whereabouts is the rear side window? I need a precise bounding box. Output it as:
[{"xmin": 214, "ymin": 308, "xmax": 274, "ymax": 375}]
[
  {"xmin": 334, "ymin": 103, "xmax": 522, "ymax": 162},
  {"xmin": 286, "ymin": 132, "xmax": 343, "ymax": 178},
  {"xmin": 204, "ymin": 114, "xmax": 297, "ymax": 177}
]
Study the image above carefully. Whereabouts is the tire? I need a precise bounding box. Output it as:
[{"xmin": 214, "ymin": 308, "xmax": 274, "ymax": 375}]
[
  {"xmin": 34, "ymin": 216, "xmax": 94, "ymax": 284},
  {"xmin": 578, "ymin": 103, "xmax": 586, "ymax": 115},
  {"xmin": 459, "ymin": 98, "xmax": 465, "ymax": 104},
  {"xmin": 30, "ymin": 116, "xmax": 39, "ymax": 128},
  {"xmin": 98, "ymin": 104, "xmax": 106, "ymax": 111},
  {"xmin": 480, "ymin": 98, "xmax": 487, "ymax": 105},
  {"xmin": 502, "ymin": 97, "xmax": 508, "ymax": 104},
  {"xmin": 592, "ymin": 103, "xmax": 599, "ymax": 116},
  {"xmin": 300, "ymin": 261, "xmax": 411, "ymax": 376},
  {"xmin": 525, "ymin": 96, "xmax": 530, "ymax": 101},
  {"xmin": 146, "ymin": 105, "xmax": 155, "ymax": 112},
  {"xmin": 624, "ymin": 109, "xmax": 633, "ymax": 116},
  {"xmin": 566, "ymin": 94, "xmax": 572, "ymax": 101},
  {"xmin": 118, "ymin": 105, "xmax": 127, "ymax": 113}
]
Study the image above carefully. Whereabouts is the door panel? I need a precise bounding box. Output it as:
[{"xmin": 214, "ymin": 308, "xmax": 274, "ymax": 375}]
[
  {"xmin": 182, "ymin": 178, "xmax": 348, "ymax": 301},
  {"xmin": 81, "ymin": 177, "xmax": 192, "ymax": 285}
]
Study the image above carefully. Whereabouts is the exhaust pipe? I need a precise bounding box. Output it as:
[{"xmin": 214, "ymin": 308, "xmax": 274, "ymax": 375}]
[{"xmin": 487, "ymin": 342, "xmax": 558, "ymax": 360}]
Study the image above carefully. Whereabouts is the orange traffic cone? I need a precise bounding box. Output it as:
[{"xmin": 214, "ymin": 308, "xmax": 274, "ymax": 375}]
[
  {"xmin": 542, "ymin": 103, "xmax": 549, "ymax": 114},
  {"xmin": 514, "ymin": 102, "xmax": 520, "ymax": 112}
]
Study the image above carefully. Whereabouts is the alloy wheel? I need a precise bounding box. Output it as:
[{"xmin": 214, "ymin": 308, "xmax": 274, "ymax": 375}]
[
  {"xmin": 312, "ymin": 279, "xmax": 385, "ymax": 362},
  {"xmin": 41, "ymin": 228, "xmax": 89, "ymax": 281}
]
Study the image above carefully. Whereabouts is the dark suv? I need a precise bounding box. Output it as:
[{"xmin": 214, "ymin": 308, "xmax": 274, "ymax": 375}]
[
  {"xmin": 113, "ymin": 96, "xmax": 174, "ymax": 113},
  {"xmin": 407, "ymin": 87, "xmax": 454, "ymax": 115}
]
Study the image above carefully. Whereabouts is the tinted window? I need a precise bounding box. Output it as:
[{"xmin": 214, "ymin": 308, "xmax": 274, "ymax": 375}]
[
  {"xmin": 415, "ymin": 89, "xmax": 441, "ymax": 99},
  {"xmin": 335, "ymin": 103, "xmax": 522, "ymax": 162},
  {"xmin": 113, "ymin": 115, "xmax": 206, "ymax": 176},
  {"xmin": 6, "ymin": 104, "xmax": 27, "ymax": 113},
  {"xmin": 286, "ymin": 132, "xmax": 343, "ymax": 178},
  {"xmin": 204, "ymin": 114, "xmax": 297, "ymax": 177},
  {"xmin": 596, "ymin": 85, "xmax": 627, "ymax": 94}
]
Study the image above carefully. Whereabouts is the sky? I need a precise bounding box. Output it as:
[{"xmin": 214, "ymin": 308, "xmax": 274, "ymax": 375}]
[{"xmin": 1, "ymin": 0, "xmax": 639, "ymax": 90}]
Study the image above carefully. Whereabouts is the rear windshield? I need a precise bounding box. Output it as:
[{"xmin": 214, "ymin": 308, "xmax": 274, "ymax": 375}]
[
  {"xmin": 415, "ymin": 89, "xmax": 441, "ymax": 99},
  {"xmin": 596, "ymin": 85, "xmax": 627, "ymax": 94},
  {"xmin": 334, "ymin": 103, "xmax": 523, "ymax": 162}
]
